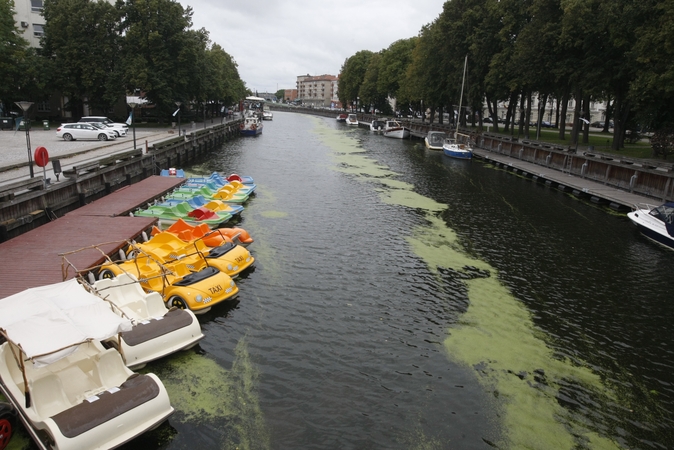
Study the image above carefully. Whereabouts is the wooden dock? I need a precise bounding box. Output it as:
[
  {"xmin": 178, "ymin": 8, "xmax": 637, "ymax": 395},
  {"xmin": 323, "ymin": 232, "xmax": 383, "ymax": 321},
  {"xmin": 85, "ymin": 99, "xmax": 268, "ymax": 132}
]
[
  {"xmin": 0, "ymin": 176, "xmax": 184, "ymax": 299},
  {"xmin": 472, "ymin": 149, "xmax": 653, "ymax": 210}
]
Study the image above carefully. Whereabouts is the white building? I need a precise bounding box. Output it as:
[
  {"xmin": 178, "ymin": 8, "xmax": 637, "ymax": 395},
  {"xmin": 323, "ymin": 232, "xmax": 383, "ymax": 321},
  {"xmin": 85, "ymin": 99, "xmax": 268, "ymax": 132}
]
[
  {"xmin": 296, "ymin": 74, "xmax": 340, "ymax": 108},
  {"xmin": 12, "ymin": 0, "xmax": 45, "ymax": 48}
]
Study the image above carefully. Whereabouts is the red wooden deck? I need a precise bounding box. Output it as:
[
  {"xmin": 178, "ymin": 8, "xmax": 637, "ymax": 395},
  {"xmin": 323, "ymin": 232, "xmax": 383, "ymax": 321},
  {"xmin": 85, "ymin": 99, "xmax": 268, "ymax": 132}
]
[{"xmin": 0, "ymin": 176, "xmax": 185, "ymax": 299}]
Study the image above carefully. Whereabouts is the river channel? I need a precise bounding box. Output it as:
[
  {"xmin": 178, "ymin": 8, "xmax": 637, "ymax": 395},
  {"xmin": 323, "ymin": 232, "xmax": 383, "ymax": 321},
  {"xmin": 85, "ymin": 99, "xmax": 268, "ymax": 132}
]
[{"xmin": 14, "ymin": 110, "xmax": 672, "ymax": 449}]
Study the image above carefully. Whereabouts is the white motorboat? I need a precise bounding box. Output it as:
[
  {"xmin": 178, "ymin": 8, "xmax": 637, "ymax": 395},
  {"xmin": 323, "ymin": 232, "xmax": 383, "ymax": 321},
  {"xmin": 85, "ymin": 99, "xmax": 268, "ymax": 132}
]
[
  {"xmin": 424, "ymin": 131, "xmax": 447, "ymax": 150},
  {"xmin": 0, "ymin": 279, "xmax": 174, "ymax": 450},
  {"xmin": 240, "ymin": 113, "xmax": 263, "ymax": 136},
  {"xmin": 336, "ymin": 113, "xmax": 348, "ymax": 122},
  {"xmin": 262, "ymin": 111, "xmax": 273, "ymax": 120},
  {"xmin": 443, "ymin": 55, "xmax": 473, "ymax": 160},
  {"xmin": 92, "ymin": 273, "xmax": 205, "ymax": 369},
  {"xmin": 346, "ymin": 114, "xmax": 359, "ymax": 126},
  {"xmin": 627, "ymin": 202, "xmax": 674, "ymax": 250},
  {"xmin": 370, "ymin": 119, "xmax": 386, "ymax": 133},
  {"xmin": 383, "ymin": 119, "xmax": 410, "ymax": 139}
]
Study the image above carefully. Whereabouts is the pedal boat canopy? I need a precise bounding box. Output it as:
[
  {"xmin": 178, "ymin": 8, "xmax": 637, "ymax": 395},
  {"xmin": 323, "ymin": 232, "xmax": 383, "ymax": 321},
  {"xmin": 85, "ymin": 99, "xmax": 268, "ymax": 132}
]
[{"xmin": 0, "ymin": 278, "xmax": 132, "ymax": 366}]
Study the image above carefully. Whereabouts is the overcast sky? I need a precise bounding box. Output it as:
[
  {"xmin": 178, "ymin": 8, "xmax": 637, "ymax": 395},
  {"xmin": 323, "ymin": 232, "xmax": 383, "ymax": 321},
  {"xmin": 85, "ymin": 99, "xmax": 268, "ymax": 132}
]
[{"xmin": 178, "ymin": 0, "xmax": 446, "ymax": 94}]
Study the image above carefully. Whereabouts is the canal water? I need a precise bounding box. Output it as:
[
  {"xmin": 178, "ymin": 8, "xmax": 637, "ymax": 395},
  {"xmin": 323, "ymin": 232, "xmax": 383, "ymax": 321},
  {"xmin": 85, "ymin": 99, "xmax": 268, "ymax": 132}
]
[{"xmin": 12, "ymin": 111, "xmax": 672, "ymax": 449}]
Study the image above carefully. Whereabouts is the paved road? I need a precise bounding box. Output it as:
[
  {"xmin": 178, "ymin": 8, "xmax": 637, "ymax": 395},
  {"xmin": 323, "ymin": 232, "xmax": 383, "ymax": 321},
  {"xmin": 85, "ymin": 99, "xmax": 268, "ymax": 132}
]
[{"xmin": 0, "ymin": 119, "xmax": 232, "ymax": 186}]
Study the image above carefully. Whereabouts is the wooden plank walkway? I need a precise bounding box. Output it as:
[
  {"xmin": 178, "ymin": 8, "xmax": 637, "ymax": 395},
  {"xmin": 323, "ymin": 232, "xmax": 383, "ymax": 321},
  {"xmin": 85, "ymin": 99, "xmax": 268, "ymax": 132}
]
[
  {"xmin": 472, "ymin": 148, "xmax": 653, "ymax": 209},
  {"xmin": 69, "ymin": 176, "xmax": 184, "ymax": 217},
  {"xmin": 0, "ymin": 176, "xmax": 185, "ymax": 299}
]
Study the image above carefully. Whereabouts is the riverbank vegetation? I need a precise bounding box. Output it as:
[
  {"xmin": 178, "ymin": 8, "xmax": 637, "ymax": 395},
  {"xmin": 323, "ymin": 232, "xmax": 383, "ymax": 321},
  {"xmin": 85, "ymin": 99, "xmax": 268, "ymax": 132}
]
[
  {"xmin": 338, "ymin": 0, "xmax": 674, "ymax": 158},
  {"xmin": 0, "ymin": 0, "xmax": 247, "ymax": 123}
]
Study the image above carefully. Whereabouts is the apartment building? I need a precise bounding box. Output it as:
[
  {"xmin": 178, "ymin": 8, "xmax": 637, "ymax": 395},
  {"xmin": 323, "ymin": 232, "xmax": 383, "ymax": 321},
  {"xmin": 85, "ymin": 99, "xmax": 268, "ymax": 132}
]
[
  {"xmin": 12, "ymin": 0, "xmax": 45, "ymax": 48},
  {"xmin": 296, "ymin": 74, "xmax": 340, "ymax": 108}
]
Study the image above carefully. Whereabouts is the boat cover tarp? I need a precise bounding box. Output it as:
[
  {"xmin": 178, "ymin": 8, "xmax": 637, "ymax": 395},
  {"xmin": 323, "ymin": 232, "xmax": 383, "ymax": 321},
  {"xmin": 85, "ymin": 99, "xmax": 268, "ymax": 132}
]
[{"xmin": 0, "ymin": 279, "xmax": 132, "ymax": 366}]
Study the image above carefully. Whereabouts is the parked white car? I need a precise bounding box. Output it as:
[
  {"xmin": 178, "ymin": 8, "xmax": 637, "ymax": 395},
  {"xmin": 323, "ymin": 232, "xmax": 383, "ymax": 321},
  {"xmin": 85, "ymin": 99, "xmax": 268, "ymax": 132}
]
[
  {"xmin": 84, "ymin": 122, "xmax": 127, "ymax": 137},
  {"xmin": 79, "ymin": 116, "xmax": 129, "ymax": 131},
  {"xmin": 56, "ymin": 123, "xmax": 117, "ymax": 141}
]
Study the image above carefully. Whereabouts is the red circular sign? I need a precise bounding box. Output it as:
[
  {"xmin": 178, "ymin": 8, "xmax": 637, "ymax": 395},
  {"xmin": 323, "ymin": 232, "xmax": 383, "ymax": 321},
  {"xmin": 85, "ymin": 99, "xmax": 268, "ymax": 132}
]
[{"xmin": 34, "ymin": 146, "xmax": 49, "ymax": 167}]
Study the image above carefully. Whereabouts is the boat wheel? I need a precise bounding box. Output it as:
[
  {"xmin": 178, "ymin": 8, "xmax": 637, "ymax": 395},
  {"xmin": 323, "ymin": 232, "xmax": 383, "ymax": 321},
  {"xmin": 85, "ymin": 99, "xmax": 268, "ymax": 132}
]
[
  {"xmin": 169, "ymin": 296, "xmax": 187, "ymax": 310},
  {"xmin": 99, "ymin": 269, "xmax": 116, "ymax": 280},
  {"xmin": 0, "ymin": 409, "xmax": 15, "ymax": 450}
]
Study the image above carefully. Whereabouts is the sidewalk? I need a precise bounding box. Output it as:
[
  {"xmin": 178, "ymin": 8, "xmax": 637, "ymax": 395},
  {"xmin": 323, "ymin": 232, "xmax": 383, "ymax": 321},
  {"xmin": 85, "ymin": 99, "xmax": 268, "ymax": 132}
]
[{"xmin": 1, "ymin": 126, "xmax": 185, "ymax": 186}]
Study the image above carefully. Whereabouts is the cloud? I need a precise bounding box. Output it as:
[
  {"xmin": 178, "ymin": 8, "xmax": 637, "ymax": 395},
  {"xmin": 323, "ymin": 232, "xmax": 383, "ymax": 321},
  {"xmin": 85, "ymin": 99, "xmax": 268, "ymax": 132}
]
[{"xmin": 178, "ymin": 0, "xmax": 445, "ymax": 92}]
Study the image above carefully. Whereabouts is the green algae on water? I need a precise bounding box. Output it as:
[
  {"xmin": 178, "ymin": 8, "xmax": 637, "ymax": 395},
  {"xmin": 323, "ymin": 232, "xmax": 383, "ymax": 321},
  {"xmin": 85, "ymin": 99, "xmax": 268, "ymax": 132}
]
[
  {"xmin": 143, "ymin": 338, "xmax": 269, "ymax": 450},
  {"xmin": 313, "ymin": 119, "xmax": 621, "ymax": 449}
]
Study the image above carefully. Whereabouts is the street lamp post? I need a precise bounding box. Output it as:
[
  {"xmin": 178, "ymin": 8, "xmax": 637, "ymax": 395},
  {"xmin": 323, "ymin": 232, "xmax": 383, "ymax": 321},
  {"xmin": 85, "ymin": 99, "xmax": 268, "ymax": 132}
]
[
  {"xmin": 175, "ymin": 101, "xmax": 182, "ymax": 135},
  {"xmin": 15, "ymin": 101, "xmax": 35, "ymax": 178},
  {"xmin": 127, "ymin": 101, "xmax": 138, "ymax": 150}
]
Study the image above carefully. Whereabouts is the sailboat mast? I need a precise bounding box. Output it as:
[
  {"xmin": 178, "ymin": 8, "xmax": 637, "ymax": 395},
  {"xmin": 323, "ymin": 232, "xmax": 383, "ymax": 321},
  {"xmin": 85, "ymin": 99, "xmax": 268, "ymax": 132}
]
[{"xmin": 456, "ymin": 55, "xmax": 467, "ymax": 138}]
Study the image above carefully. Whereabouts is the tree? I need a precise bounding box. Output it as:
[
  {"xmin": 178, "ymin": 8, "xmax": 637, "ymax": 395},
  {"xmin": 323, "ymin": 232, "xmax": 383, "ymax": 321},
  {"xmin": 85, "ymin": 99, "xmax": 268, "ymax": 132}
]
[
  {"xmin": 359, "ymin": 53, "xmax": 390, "ymax": 114},
  {"xmin": 275, "ymin": 89, "xmax": 285, "ymax": 101},
  {"xmin": 0, "ymin": 0, "xmax": 31, "ymax": 108},
  {"xmin": 338, "ymin": 50, "xmax": 373, "ymax": 110},
  {"xmin": 41, "ymin": 0, "xmax": 123, "ymax": 116},
  {"xmin": 120, "ymin": 0, "xmax": 196, "ymax": 119}
]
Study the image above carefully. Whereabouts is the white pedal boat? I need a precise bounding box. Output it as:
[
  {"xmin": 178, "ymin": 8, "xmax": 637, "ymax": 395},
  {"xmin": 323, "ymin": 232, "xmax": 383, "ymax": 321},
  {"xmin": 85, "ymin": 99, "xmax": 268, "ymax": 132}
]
[
  {"xmin": 92, "ymin": 273, "xmax": 205, "ymax": 369},
  {"xmin": 0, "ymin": 279, "xmax": 174, "ymax": 450}
]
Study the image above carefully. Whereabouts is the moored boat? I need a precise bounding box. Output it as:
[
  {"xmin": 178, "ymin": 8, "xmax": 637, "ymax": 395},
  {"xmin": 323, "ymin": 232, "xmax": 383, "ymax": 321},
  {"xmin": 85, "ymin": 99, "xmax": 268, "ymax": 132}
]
[
  {"xmin": 336, "ymin": 113, "xmax": 348, "ymax": 122},
  {"xmin": 443, "ymin": 55, "xmax": 473, "ymax": 160},
  {"xmin": 424, "ymin": 131, "xmax": 447, "ymax": 150},
  {"xmin": 346, "ymin": 114, "xmax": 359, "ymax": 126},
  {"xmin": 370, "ymin": 119, "xmax": 386, "ymax": 132},
  {"xmin": 442, "ymin": 136, "xmax": 473, "ymax": 159},
  {"xmin": 383, "ymin": 119, "xmax": 410, "ymax": 139},
  {"xmin": 627, "ymin": 202, "xmax": 674, "ymax": 250},
  {"xmin": 0, "ymin": 279, "xmax": 174, "ymax": 450},
  {"xmin": 98, "ymin": 256, "xmax": 239, "ymax": 314},
  {"xmin": 240, "ymin": 114, "xmax": 263, "ymax": 136},
  {"xmin": 92, "ymin": 273, "xmax": 204, "ymax": 369}
]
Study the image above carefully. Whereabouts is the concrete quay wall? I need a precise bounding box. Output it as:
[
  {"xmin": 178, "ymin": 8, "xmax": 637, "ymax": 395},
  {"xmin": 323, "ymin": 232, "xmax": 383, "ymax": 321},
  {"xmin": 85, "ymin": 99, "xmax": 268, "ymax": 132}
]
[{"xmin": 0, "ymin": 121, "xmax": 241, "ymax": 242}]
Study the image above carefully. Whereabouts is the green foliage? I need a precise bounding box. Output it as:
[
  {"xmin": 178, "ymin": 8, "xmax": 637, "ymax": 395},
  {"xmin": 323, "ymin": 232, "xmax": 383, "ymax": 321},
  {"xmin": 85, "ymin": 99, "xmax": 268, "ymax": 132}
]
[
  {"xmin": 41, "ymin": 0, "xmax": 123, "ymax": 114},
  {"xmin": 0, "ymin": 0, "xmax": 32, "ymax": 105},
  {"xmin": 650, "ymin": 127, "xmax": 674, "ymax": 159},
  {"xmin": 338, "ymin": 50, "xmax": 373, "ymax": 108}
]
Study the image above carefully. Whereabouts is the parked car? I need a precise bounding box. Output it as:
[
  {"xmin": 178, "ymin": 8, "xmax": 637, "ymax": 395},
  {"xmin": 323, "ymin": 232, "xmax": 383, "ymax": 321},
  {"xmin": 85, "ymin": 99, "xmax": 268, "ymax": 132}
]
[
  {"xmin": 79, "ymin": 116, "xmax": 129, "ymax": 130},
  {"xmin": 84, "ymin": 121, "xmax": 127, "ymax": 137},
  {"xmin": 56, "ymin": 123, "xmax": 117, "ymax": 141}
]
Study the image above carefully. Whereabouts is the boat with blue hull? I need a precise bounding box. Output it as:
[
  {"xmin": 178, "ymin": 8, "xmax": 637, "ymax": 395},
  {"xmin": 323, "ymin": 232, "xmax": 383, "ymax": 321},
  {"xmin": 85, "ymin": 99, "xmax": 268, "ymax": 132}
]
[{"xmin": 443, "ymin": 55, "xmax": 473, "ymax": 160}]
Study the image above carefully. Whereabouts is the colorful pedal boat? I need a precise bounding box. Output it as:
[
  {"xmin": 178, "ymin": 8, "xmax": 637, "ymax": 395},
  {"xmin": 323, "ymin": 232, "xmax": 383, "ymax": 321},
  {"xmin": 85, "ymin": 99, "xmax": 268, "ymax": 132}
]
[
  {"xmin": 183, "ymin": 180, "xmax": 256, "ymax": 196},
  {"xmin": 152, "ymin": 219, "xmax": 254, "ymax": 248},
  {"xmin": 160, "ymin": 168, "xmax": 185, "ymax": 177},
  {"xmin": 134, "ymin": 202, "xmax": 232, "ymax": 228},
  {"xmin": 169, "ymin": 186, "xmax": 249, "ymax": 204},
  {"xmin": 92, "ymin": 273, "xmax": 204, "ymax": 369},
  {"xmin": 131, "ymin": 231, "xmax": 255, "ymax": 278},
  {"xmin": 99, "ymin": 257, "xmax": 238, "ymax": 314},
  {"xmin": 160, "ymin": 195, "xmax": 244, "ymax": 216},
  {"xmin": 0, "ymin": 279, "xmax": 174, "ymax": 450},
  {"xmin": 161, "ymin": 170, "xmax": 254, "ymax": 186}
]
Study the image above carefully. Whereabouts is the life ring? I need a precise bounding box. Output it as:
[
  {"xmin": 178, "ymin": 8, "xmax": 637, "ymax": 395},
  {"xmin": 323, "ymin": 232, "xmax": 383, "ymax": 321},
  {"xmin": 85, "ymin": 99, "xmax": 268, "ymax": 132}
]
[
  {"xmin": 239, "ymin": 123, "xmax": 244, "ymax": 129},
  {"xmin": 168, "ymin": 168, "xmax": 177, "ymax": 176},
  {"xmin": 251, "ymin": 124, "xmax": 256, "ymax": 130}
]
